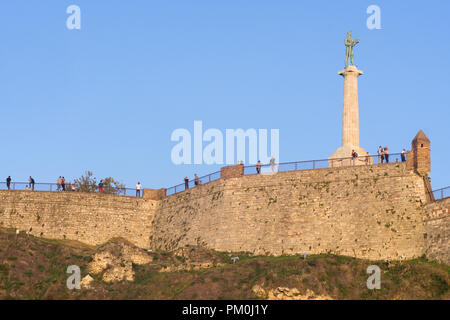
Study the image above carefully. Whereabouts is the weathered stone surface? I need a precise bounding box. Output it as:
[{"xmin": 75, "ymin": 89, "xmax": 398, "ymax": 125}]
[
  {"xmin": 424, "ymin": 198, "xmax": 450, "ymax": 264},
  {"xmin": 221, "ymin": 164, "xmax": 244, "ymax": 179},
  {"xmin": 0, "ymin": 159, "xmax": 446, "ymax": 264},
  {"xmin": 151, "ymin": 162, "xmax": 429, "ymax": 261},
  {"xmin": 142, "ymin": 188, "xmax": 166, "ymax": 200},
  {"xmin": 87, "ymin": 238, "xmax": 153, "ymax": 282},
  {"xmin": 0, "ymin": 191, "xmax": 157, "ymax": 248},
  {"xmin": 251, "ymin": 285, "xmax": 333, "ymax": 300},
  {"xmin": 81, "ymin": 275, "xmax": 94, "ymax": 289}
]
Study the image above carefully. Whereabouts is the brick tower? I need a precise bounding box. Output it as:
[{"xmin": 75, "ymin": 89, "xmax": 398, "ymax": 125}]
[{"xmin": 407, "ymin": 130, "xmax": 431, "ymax": 176}]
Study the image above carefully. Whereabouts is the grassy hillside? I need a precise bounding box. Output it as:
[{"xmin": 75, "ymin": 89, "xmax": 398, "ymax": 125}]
[{"xmin": 0, "ymin": 227, "xmax": 448, "ymax": 300}]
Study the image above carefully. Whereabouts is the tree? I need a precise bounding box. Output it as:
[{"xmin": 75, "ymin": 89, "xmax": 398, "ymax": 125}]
[
  {"xmin": 72, "ymin": 171, "xmax": 125, "ymax": 195},
  {"xmin": 101, "ymin": 177, "xmax": 126, "ymax": 195}
]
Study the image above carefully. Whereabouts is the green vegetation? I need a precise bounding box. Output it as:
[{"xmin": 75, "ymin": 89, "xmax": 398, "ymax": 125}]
[
  {"xmin": 72, "ymin": 171, "xmax": 125, "ymax": 195},
  {"xmin": 0, "ymin": 227, "xmax": 448, "ymax": 300}
]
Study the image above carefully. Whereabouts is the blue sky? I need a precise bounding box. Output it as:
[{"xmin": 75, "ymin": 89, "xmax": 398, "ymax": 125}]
[{"xmin": 0, "ymin": 0, "xmax": 449, "ymax": 190}]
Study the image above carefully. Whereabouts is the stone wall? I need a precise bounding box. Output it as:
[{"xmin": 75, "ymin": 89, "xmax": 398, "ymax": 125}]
[
  {"xmin": 0, "ymin": 162, "xmax": 444, "ymax": 263},
  {"xmin": 221, "ymin": 164, "xmax": 244, "ymax": 179},
  {"xmin": 150, "ymin": 162, "xmax": 429, "ymax": 261},
  {"xmin": 424, "ymin": 198, "xmax": 450, "ymax": 264},
  {"xmin": 0, "ymin": 191, "xmax": 157, "ymax": 248}
]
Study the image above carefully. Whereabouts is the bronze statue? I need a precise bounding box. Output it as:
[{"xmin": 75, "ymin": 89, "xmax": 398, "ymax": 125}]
[{"xmin": 345, "ymin": 31, "xmax": 359, "ymax": 68}]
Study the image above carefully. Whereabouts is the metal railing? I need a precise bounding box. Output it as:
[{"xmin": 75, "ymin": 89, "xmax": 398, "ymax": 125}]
[
  {"xmin": 166, "ymin": 171, "xmax": 221, "ymax": 196},
  {"xmin": 165, "ymin": 152, "xmax": 407, "ymax": 196},
  {"xmin": 4, "ymin": 152, "xmax": 446, "ymax": 201},
  {"xmin": 244, "ymin": 153, "xmax": 405, "ymax": 175},
  {"xmin": 0, "ymin": 182, "xmax": 143, "ymax": 198},
  {"xmin": 433, "ymin": 186, "xmax": 450, "ymax": 201}
]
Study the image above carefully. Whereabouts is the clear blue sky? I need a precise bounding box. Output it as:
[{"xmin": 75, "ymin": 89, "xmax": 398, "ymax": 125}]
[{"xmin": 0, "ymin": 0, "xmax": 449, "ymax": 190}]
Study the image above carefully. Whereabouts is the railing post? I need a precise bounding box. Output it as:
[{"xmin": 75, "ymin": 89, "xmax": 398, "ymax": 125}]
[
  {"xmin": 442, "ymin": 189, "xmax": 444, "ymax": 200},
  {"xmin": 313, "ymin": 160, "xmax": 316, "ymax": 169}
]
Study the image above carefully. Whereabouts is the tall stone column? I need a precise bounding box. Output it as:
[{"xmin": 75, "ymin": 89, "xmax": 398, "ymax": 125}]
[
  {"xmin": 340, "ymin": 66, "xmax": 363, "ymax": 147},
  {"xmin": 329, "ymin": 66, "xmax": 371, "ymax": 166}
]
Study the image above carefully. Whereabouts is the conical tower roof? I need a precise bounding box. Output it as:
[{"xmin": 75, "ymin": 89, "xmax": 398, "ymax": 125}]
[{"xmin": 413, "ymin": 130, "xmax": 430, "ymax": 143}]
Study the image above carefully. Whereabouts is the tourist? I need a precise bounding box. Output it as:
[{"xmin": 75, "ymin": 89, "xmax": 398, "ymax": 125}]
[
  {"xmin": 270, "ymin": 156, "xmax": 276, "ymax": 173},
  {"xmin": 401, "ymin": 149, "xmax": 406, "ymax": 162},
  {"xmin": 184, "ymin": 176, "xmax": 189, "ymax": 190},
  {"xmin": 136, "ymin": 182, "xmax": 141, "ymax": 197},
  {"xmin": 29, "ymin": 176, "xmax": 35, "ymax": 191},
  {"xmin": 256, "ymin": 160, "xmax": 261, "ymax": 174},
  {"xmin": 378, "ymin": 146, "xmax": 384, "ymax": 164},
  {"xmin": 71, "ymin": 184, "xmax": 76, "ymax": 192},
  {"xmin": 98, "ymin": 180, "xmax": 104, "ymax": 193},
  {"xmin": 365, "ymin": 152, "xmax": 370, "ymax": 165},
  {"xmin": 25, "ymin": 185, "xmax": 29, "ymax": 191},
  {"xmin": 6, "ymin": 176, "xmax": 11, "ymax": 190},
  {"xmin": 57, "ymin": 176, "xmax": 62, "ymax": 191},
  {"xmin": 61, "ymin": 177, "xmax": 66, "ymax": 191},
  {"xmin": 351, "ymin": 150, "xmax": 358, "ymax": 166},
  {"xmin": 384, "ymin": 147, "xmax": 389, "ymax": 163},
  {"xmin": 194, "ymin": 174, "xmax": 199, "ymax": 186}
]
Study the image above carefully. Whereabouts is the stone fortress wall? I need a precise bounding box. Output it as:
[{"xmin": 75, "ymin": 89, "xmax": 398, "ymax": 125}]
[
  {"xmin": 0, "ymin": 131, "xmax": 448, "ymax": 263},
  {"xmin": 151, "ymin": 162, "xmax": 428, "ymax": 261},
  {"xmin": 423, "ymin": 198, "xmax": 450, "ymax": 264},
  {"xmin": 0, "ymin": 191, "xmax": 157, "ymax": 248}
]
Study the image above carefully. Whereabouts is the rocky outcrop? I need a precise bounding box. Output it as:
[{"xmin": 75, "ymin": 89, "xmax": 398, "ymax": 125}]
[
  {"xmin": 159, "ymin": 246, "xmax": 225, "ymax": 272},
  {"xmin": 87, "ymin": 238, "xmax": 153, "ymax": 282},
  {"xmin": 252, "ymin": 285, "xmax": 333, "ymax": 300},
  {"xmin": 81, "ymin": 275, "xmax": 94, "ymax": 289}
]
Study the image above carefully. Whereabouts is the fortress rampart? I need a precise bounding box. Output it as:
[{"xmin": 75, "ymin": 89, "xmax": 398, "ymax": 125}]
[
  {"xmin": 424, "ymin": 198, "xmax": 450, "ymax": 264},
  {"xmin": 150, "ymin": 162, "xmax": 429, "ymax": 260},
  {"xmin": 0, "ymin": 191, "xmax": 157, "ymax": 248},
  {"xmin": 0, "ymin": 131, "xmax": 448, "ymax": 263}
]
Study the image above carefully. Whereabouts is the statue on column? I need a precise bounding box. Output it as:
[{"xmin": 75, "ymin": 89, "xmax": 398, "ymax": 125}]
[{"xmin": 345, "ymin": 31, "xmax": 359, "ymax": 68}]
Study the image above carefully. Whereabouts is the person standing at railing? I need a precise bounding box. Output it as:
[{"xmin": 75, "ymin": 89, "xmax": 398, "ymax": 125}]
[
  {"xmin": 351, "ymin": 150, "xmax": 358, "ymax": 166},
  {"xmin": 6, "ymin": 176, "xmax": 11, "ymax": 190},
  {"xmin": 184, "ymin": 176, "xmax": 189, "ymax": 190},
  {"xmin": 378, "ymin": 146, "xmax": 383, "ymax": 164},
  {"xmin": 29, "ymin": 176, "xmax": 35, "ymax": 191},
  {"xmin": 270, "ymin": 156, "xmax": 276, "ymax": 173},
  {"xmin": 365, "ymin": 152, "xmax": 370, "ymax": 165},
  {"xmin": 256, "ymin": 160, "xmax": 261, "ymax": 174},
  {"xmin": 194, "ymin": 174, "xmax": 199, "ymax": 186},
  {"xmin": 384, "ymin": 147, "xmax": 389, "ymax": 163},
  {"xmin": 57, "ymin": 176, "xmax": 62, "ymax": 191},
  {"xmin": 98, "ymin": 180, "xmax": 104, "ymax": 193},
  {"xmin": 136, "ymin": 182, "xmax": 141, "ymax": 197},
  {"xmin": 61, "ymin": 177, "xmax": 66, "ymax": 191},
  {"xmin": 401, "ymin": 149, "xmax": 406, "ymax": 162}
]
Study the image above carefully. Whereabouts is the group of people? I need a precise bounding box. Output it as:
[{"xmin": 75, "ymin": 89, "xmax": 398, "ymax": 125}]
[
  {"xmin": 4, "ymin": 176, "xmax": 36, "ymax": 191},
  {"xmin": 56, "ymin": 176, "xmax": 67, "ymax": 191},
  {"xmin": 377, "ymin": 146, "xmax": 390, "ymax": 163},
  {"xmin": 3, "ymin": 175, "xmax": 143, "ymax": 197},
  {"xmin": 377, "ymin": 146, "xmax": 406, "ymax": 164},
  {"xmin": 184, "ymin": 175, "xmax": 202, "ymax": 190},
  {"xmin": 349, "ymin": 146, "xmax": 407, "ymax": 165}
]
